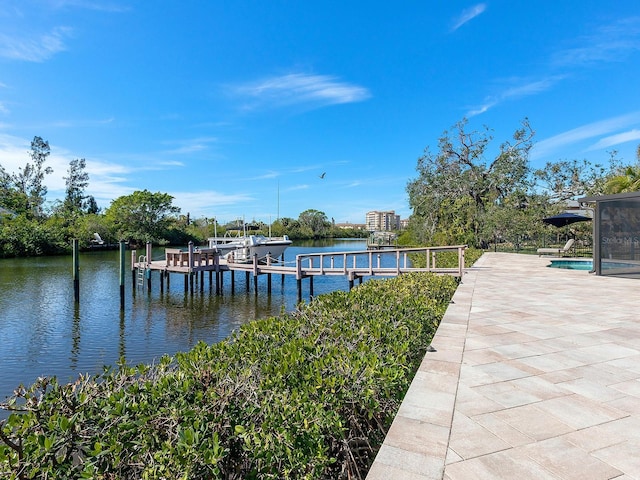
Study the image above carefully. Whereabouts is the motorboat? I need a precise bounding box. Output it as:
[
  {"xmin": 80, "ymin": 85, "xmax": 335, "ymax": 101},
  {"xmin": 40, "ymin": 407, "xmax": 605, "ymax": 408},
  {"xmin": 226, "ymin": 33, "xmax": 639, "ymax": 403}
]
[{"xmin": 207, "ymin": 226, "xmax": 292, "ymax": 263}]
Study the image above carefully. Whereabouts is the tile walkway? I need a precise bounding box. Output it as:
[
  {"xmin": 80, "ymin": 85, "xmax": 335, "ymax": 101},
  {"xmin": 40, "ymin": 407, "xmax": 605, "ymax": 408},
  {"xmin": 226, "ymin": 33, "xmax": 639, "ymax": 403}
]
[{"xmin": 366, "ymin": 252, "xmax": 640, "ymax": 480}]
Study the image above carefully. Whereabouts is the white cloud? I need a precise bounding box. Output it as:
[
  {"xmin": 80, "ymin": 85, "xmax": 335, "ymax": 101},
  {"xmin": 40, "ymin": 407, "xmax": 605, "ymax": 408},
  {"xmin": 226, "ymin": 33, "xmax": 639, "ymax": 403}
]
[
  {"xmin": 451, "ymin": 3, "xmax": 487, "ymax": 31},
  {"xmin": 231, "ymin": 73, "xmax": 371, "ymax": 111},
  {"xmin": 47, "ymin": 0, "xmax": 131, "ymax": 13},
  {"xmin": 551, "ymin": 17, "xmax": 640, "ymax": 67},
  {"xmin": 587, "ymin": 129, "xmax": 640, "ymax": 150},
  {"xmin": 467, "ymin": 76, "xmax": 563, "ymax": 117},
  {"xmin": 171, "ymin": 190, "xmax": 256, "ymax": 218},
  {"xmin": 531, "ymin": 111, "xmax": 640, "ymax": 160},
  {"xmin": 0, "ymin": 26, "xmax": 73, "ymax": 62},
  {"xmin": 161, "ymin": 137, "xmax": 218, "ymax": 155}
]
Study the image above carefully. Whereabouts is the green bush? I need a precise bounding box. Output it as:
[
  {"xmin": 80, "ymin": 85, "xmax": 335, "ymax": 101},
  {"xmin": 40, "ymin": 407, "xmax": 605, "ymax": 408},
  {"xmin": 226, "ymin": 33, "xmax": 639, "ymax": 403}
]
[{"xmin": 0, "ymin": 272, "xmax": 458, "ymax": 479}]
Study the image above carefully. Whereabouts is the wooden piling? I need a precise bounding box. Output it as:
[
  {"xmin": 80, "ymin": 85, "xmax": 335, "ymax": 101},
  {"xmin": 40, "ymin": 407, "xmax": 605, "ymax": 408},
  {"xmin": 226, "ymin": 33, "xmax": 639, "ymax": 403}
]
[
  {"xmin": 119, "ymin": 240, "xmax": 126, "ymax": 309},
  {"xmin": 146, "ymin": 242, "xmax": 152, "ymax": 291},
  {"xmin": 73, "ymin": 239, "xmax": 80, "ymax": 302}
]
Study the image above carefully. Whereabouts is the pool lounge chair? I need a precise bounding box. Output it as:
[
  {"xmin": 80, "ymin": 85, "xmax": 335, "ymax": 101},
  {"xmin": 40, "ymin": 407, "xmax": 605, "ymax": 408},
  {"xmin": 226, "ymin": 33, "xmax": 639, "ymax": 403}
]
[{"xmin": 537, "ymin": 238, "xmax": 575, "ymax": 256}]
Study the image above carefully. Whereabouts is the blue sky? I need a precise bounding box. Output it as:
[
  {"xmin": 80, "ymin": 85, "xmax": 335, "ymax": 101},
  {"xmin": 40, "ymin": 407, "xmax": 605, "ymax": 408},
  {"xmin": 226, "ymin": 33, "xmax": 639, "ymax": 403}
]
[{"xmin": 1, "ymin": 1, "xmax": 639, "ymax": 224}]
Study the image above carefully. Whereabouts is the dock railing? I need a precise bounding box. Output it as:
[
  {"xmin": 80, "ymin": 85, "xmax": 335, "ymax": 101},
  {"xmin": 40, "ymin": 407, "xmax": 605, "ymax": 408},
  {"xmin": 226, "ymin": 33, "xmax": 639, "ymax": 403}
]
[{"xmin": 294, "ymin": 245, "xmax": 467, "ymax": 280}]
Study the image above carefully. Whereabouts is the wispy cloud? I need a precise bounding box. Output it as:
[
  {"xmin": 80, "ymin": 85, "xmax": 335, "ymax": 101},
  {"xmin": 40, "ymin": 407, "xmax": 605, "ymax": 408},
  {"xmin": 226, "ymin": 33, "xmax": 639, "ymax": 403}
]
[
  {"xmin": 469, "ymin": 17, "xmax": 640, "ymax": 116},
  {"xmin": 161, "ymin": 137, "xmax": 218, "ymax": 155},
  {"xmin": 467, "ymin": 76, "xmax": 564, "ymax": 117},
  {"xmin": 587, "ymin": 129, "xmax": 640, "ymax": 151},
  {"xmin": 171, "ymin": 190, "xmax": 255, "ymax": 217},
  {"xmin": 231, "ymin": 73, "xmax": 371, "ymax": 111},
  {"xmin": 532, "ymin": 111, "xmax": 640, "ymax": 160},
  {"xmin": 451, "ymin": 3, "xmax": 487, "ymax": 31},
  {"xmin": 47, "ymin": 0, "xmax": 131, "ymax": 13},
  {"xmin": 552, "ymin": 16, "xmax": 640, "ymax": 67},
  {"xmin": 0, "ymin": 26, "xmax": 72, "ymax": 62}
]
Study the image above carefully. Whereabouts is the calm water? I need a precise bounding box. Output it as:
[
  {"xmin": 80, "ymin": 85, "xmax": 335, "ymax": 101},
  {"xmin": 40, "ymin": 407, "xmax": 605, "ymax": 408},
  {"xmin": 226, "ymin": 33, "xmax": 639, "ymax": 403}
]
[{"xmin": 0, "ymin": 239, "xmax": 368, "ymax": 406}]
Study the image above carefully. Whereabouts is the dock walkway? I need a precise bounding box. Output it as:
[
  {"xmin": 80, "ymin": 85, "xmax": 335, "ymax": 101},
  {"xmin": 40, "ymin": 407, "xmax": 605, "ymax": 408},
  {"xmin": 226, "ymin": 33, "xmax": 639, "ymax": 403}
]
[
  {"xmin": 132, "ymin": 245, "xmax": 467, "ymax": 298},
  {"xmin": 366, "ymin": 252, "xmax": 640, "ymax": 479}
]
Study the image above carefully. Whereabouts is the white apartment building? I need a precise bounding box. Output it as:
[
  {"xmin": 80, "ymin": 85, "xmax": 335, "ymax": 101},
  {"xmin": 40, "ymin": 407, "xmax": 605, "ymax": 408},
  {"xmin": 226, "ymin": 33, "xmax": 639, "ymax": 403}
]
[{"xmin": 366, "ymin": 210, "xmax": 400, "ymax": 231}]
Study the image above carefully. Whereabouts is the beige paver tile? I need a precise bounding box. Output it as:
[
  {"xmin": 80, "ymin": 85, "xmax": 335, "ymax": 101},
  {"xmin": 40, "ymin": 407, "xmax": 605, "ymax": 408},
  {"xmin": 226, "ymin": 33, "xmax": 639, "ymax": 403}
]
[
  {"xmin": 563, "ymin": 422, "xmax": 628, "ymax": 452},
  {"xmin": 454, "ymin": 383, "xmax": 504, "ymax": 417},
  {"xmin": 522, "ymin": 436, "xmax": 622, "ymax": 479},
  {"xmin": 472, "ymin": 411, "xmax": 532, "ymax": 447},
  {"xmin": 417, "ymin": 358, "xmax": 460, "ymax": 377},
  {"xmin": 445, "ymin": 449, "xmax": 559, "ymax": 480},
  {"xmin": 366, "ymin": 460, "xmax": 437, "ymax": 480},
  {"xmin": 370, "ymin": 444, "xmax": 445, "ymax": 479},
  {"xmin": 593, "ymin": 440, "xmax": 640, "ymax": 478},
  {"xmin": 534, "ymin": 394, "xmax": 628, "ymax": 429},
  {"xmin": 471, "ymin": 380, "xmax": 542, "ymax": 409},
  {"xmin": 383, "ymin": 415, "xmax": 449, "ymax": 458},
  {"xmin": 447, "ymin": 412, "xmax": 510, "ymax": 460},
  {"xmin": 610, "ymin": 378, "xmax": 640, "ymax": 397},
  {"xmin": 488, "ymin": 404, "xmax": 574, "ymax": 441}
]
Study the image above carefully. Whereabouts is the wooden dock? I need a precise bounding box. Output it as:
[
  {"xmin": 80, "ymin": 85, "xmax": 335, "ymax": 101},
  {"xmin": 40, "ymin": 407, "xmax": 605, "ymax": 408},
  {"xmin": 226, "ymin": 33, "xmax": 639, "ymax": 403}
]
[{"xmin": 132, "ymin": 243, "xmax": 467, "ymax": 301}]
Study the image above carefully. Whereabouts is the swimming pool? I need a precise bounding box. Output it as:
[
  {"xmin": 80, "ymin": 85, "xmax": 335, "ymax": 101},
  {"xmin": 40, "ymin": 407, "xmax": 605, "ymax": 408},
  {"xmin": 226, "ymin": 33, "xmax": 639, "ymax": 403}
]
[{"xmin": 548, "ymin": 259, "xmax": 593, "ymax": 270}]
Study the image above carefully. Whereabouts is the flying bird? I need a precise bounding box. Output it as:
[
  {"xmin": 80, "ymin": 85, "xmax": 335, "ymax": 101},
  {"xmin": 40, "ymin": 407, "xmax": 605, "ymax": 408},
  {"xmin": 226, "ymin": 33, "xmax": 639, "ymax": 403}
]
[{"xmin": 319, "ymin": 172, "xmax": 326, "ymax": 179}]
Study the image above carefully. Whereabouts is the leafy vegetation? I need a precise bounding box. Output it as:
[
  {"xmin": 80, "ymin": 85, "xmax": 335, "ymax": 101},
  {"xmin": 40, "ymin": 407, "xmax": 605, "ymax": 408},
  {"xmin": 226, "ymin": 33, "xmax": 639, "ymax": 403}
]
[
  {"xmin": 406, "ymin": 119, "xmax": 637, "ymax": 249},
  {"xmin": 0, "ymin": 272, "xmax": 458, "ymax": 479}
]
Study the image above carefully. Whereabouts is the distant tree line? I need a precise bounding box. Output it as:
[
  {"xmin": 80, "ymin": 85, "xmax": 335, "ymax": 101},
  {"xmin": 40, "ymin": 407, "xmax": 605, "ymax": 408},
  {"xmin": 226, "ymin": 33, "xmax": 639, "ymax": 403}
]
[
  {"xmin": 3, "ymin": 128, "xmax": 637, "ymax": 257},
  {"xmin": 0, "ymin": 138, "xmax": 366, "ymax": 257}
]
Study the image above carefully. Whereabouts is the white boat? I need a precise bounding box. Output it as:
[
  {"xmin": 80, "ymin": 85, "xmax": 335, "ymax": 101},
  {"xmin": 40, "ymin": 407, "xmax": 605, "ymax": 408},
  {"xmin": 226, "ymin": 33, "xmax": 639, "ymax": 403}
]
[{"xmin": 207, "ymin": 228, "xmax": 292, "ymax": 263}]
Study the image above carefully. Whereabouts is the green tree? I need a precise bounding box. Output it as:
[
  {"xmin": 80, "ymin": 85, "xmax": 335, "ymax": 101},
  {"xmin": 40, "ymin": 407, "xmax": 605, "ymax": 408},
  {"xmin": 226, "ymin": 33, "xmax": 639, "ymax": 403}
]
[
  {"xmin": 298, "ymin": 209, "xmax": 330, "ymax": 238},
  {"xmin": 63, "ymin": 158, "xmax": 90, "ymax": 214},
  {"xmin": 407, "ymin": 118, "xmax": 534, "ymax": 247},
  {"xmin": 603, "ymin": 145, "xmax": 640, "ymax": 194},
  {"xmin": 0, "ymin": 136, "xmax": 53, "ymax": 218},
  {"xmin": 104, "ymin": 190, "xmax": 180, "ymax": 245},
  {"xmin": 12, "ymin": 136, "xmax": 53, "ymax": 218},
  {"xmin": 534, "ymin": 155, "xmax": 618, "ymax": 201}
]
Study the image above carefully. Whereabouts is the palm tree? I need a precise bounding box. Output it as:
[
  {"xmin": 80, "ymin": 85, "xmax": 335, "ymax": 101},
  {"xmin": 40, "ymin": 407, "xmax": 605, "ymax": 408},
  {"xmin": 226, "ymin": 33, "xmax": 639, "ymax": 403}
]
[{"xmin": 604, "ymin": 144, "xmax": 640, "ymax": 194}]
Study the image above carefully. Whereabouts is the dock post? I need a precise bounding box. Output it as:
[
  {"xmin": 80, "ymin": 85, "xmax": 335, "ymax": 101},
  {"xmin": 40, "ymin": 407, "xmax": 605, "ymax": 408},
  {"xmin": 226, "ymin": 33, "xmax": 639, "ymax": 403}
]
[
  {"xmin": 267, "ymin": 273, "xmax": 271, "ymax": 294},
  {"xmin": 73, "ymin": 239, "xmax": 80, "ymax": 302},
  {"xmin": 188, "ymin": 241, "xmax": 194, "ymax": 294},
  {"xmin": 297, "ymin": 278, "xmax": 302, "ymax": 303},
  {"xmin": 119, "ymin": 240, "xmax": 126, "ymax": 309},
  {"xmin": 146, "ymin": 242, "xmax": 152, "ymax": 291},
  {"xmin": 309, "ymin": 276, "xmax": 314, "ymax": 298},
  {"xmin": 230, "ymin": 270, "xmax": 235, "ymax": 294},
  {"xmin": 281, "ymin": 252, "xmax": 285, "ymax": 286},
  {"xmin": 245, "ymin": 271, "xmax": 250, "ymax": 292},
  {"xmin": 160, "ymin": 270, "xmax": 164, "ymax": 293},
  {"xmin": 253, "ymin": 253, "xmax": 259, "ymax": 294},
  {"xmin": 131, "ymin": 249, "xmax": 136, "ymax": 297}
]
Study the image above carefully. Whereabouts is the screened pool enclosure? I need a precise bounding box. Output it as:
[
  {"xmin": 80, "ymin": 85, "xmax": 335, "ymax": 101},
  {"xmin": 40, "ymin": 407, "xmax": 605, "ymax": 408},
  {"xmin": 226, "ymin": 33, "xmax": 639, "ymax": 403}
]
[{"xmin": 580, "ymin": 191, "xmax": 640, "ymax": 277}]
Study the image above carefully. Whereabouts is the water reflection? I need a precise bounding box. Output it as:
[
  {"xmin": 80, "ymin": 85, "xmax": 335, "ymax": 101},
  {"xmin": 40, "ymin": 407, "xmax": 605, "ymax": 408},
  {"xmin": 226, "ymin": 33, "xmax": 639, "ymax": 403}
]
[{"xmin": 0, "ymin": 240, "xmax": 366, "ymax": 404}]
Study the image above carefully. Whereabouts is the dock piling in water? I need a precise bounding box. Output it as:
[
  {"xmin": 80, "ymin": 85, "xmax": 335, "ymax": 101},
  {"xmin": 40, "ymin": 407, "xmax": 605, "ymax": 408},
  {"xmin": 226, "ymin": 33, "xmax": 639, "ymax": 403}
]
[{"xmin": 73, "ymin": 239, "xmax": 80, "ymax": 302}]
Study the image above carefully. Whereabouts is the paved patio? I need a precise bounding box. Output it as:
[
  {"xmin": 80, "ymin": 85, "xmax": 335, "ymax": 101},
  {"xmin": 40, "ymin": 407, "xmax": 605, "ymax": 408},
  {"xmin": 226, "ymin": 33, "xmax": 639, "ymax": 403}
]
[{"xmin": 366, "ymin": 252, "xmax": 640, "ymax": 479}]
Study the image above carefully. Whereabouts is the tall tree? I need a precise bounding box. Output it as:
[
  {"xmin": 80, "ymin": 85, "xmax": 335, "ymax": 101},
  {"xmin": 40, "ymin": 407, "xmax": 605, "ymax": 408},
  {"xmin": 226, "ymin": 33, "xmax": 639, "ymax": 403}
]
[
  {"xmin": 104, "ymin": 190, "xmax": 180, "ymax": 244},
  {"xmin": 63, "ymin": 158, "xmax": 89, "ymax": 213},
  {"xmin": 298, "ymin": 209, "xmax": 330, "ymax": 237},
  {"xmin": 407, "ymin": 118, "xmax": 534, "ymax": 246},
  {"xmin": 11, "ymin": 136, "xmax": 53, "ymax": 218}
]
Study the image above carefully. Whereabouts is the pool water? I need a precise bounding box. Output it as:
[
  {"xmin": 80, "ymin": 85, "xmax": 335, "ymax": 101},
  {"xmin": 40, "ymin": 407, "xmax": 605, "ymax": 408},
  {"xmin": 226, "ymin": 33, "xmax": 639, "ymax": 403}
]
[{"xmin": 548, "ymin": 259, "xmax": 593, "ymax": 270}]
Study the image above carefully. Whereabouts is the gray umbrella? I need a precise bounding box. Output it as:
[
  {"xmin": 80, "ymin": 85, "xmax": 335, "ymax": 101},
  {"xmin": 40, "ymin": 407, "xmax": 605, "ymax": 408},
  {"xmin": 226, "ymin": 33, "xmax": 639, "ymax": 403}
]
[{"xmin": 542, "ymin": 212, "xmax": 591, "ymax": 228}]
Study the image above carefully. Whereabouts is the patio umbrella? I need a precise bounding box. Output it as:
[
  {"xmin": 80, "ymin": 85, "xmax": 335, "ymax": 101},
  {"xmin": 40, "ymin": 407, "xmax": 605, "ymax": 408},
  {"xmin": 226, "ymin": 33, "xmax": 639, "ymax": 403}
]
[{"xmin": 542, "ymin": 212, "xmax": 592, "ymax": 228}]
